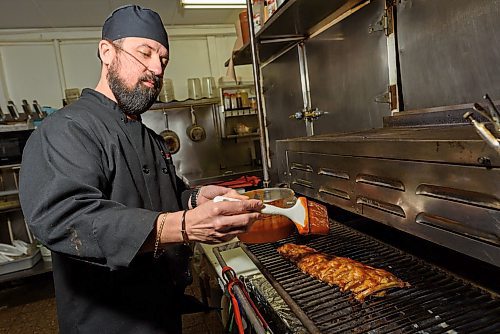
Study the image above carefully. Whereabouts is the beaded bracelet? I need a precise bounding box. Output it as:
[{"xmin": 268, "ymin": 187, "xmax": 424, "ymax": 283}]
[
  {"xmin": 153, "ymin": 213, "xmax": 168, "ymax": 259},
  {"xmin": 180, "ymin": 209, "xmax": 189, "ymax": 245},
  {"xmin": 190, "ymin": 187, "xmax": 201, "ymax": 209}
]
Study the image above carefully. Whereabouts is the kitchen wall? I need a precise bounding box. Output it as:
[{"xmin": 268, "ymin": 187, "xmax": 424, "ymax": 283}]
[{"xmin": 0, "ymin": 25, "xmax": 253, "ymax": 112}]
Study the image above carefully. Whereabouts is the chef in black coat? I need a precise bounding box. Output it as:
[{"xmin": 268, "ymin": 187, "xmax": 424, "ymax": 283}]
[{"xmin": 19, "ymin": 5, "xmax": 263, "ymax": 334}]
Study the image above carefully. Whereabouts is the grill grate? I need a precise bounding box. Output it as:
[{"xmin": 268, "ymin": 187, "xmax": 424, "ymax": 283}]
[{"xmin": 243, "ymin": 220, "xmax": 500, "ymax": 333}]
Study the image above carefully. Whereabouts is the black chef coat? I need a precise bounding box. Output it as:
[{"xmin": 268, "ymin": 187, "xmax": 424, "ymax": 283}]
[{"xmin": 19, "ymin": 89, "xmax": 194, "ymax": 334}]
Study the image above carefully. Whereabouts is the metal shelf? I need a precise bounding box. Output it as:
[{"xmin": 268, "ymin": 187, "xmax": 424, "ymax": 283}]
[
  {"xmin": 0, "ymin": 255, "xmax": 52, "ymax": 284},
  {"xmin": 228, "ymin": 0, "xmax": 366, "ymax": 66},
  {"xmin": 149, "ymin": 98, "xmax": 220, "ymax": 111},
  {"xmin": 220, "ymin": 83, "xmax": 255, "ymax": 90},
  {"xmin": 0, "ymin": 164, "xmax": 21, "ymax": 170},
  {"xmin": 224, "ymin": 110, "xmax": 257, "ymax": 117},
  {"xmin": 223, "ymin": 132, "xmax": 260, "ymax": 139},
  {"xmin": 0, "ymin": 123, "xmax": 34, "ymax": 133},
  {"xmin": 0, "ymin": 207, "xmax": 21, "ymax": 215},
  {"xmin": 0, "ymin": 190, "xmax": 19, "ymax": 197},
  {"xmin": 0, "ymin": 200, "xmax": 20, "ymax": 213}
]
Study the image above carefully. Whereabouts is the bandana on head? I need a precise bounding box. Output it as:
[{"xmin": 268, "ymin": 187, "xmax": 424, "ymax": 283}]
[{"xmin": 102, "ymin": 5, "xmax": 169, "ymax": 50}]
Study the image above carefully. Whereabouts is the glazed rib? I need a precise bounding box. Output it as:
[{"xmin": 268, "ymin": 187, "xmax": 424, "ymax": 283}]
[{"xmin": 277, "ymin": 244, "xmax": 410, "ymax": 302}]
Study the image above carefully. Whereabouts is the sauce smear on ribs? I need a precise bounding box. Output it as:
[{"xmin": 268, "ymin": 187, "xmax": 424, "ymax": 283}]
[{"xmin": 277, "ymin": 243, "xmax": 410, "ymax": 302}]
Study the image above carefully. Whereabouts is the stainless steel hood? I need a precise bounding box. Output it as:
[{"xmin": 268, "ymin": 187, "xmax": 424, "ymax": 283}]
[{"xmin": 275, "ymin": 110, "xmax": 500, "ymax": 267}]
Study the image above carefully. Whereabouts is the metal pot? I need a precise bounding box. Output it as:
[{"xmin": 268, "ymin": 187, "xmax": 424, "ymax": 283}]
[
  {"xmin": 160, "ymin": 112, "xmax": 180, "ymax": 154},
  {"xmin": 186, "ymin": 107, "xmax": 206, "ymax": 142},
  {"xmin": 238, "ymin": 188, "xmax": 296, "ymax": 243}
]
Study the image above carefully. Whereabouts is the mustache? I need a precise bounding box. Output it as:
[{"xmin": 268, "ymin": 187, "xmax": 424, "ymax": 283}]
[{"xmin": 140, "ymin": 72, "xmax": 162, "ymax": 90}]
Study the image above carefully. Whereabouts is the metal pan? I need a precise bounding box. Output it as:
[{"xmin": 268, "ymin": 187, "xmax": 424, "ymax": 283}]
[
  {"xmin": 160, "ymin": 111, "xmax": 180, "ymax": 154},
  {"xmin": 186, "ymin": 107, "xmax": 206, "ymax": 142}
]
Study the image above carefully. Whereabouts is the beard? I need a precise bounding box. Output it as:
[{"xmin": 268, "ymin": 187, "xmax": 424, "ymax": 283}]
[{"xmin": 107, "ymin": 59, "xmax": 162, "ymax": 116}]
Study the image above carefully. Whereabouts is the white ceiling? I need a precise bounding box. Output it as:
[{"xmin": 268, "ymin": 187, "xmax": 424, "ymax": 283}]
[{"xmin": 0, "ymin": 0, "xmax": 242, "ymax": 29}]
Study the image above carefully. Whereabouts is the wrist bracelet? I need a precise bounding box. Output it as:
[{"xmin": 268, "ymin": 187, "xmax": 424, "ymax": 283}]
[
  {"xmin": 153, "ymin": 213, "xmax": 168, "ymax": 259},
  {"xmin": 190, "ymin": 187, "xmax": 201, "ymax": 209},
  {"xmin": 180, "ymin": 209, "xmax": 190, "ymax": 245}
]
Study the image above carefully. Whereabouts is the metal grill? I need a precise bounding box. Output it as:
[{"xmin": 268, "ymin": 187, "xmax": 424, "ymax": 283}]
[{"xmin": 242, "ymin": 220, "xmax": 500, "ymax": 334}]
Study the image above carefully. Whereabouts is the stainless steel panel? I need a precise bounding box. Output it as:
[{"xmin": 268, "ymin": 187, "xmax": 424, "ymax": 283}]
[
  {"xmin": 262, "ymin": 46, "xmax": 307, "ymax": 183},
  {"xmin": 305, "ymin": 0, "xmax": 391, "ymax": 134},
  {"xmin": 143, "ymin": 106, "xmax": 260, "ymax": 186},
  {"xmin": 275, "ymin": 125, "xmax": 500, "ymax": 267},
  {"xmin": 383, "ymin": 102, "xmax": 500, "ymax": 127},
  {"xmin": 397, "ymin": 0, "xmax": 500, "ymax": 110},
  {"xmin": 142, "ymin": 106, "xmax": 223, "ymax": 177},
  {"xmin": 277, "ymin": 125, "xmax": 500, "ymax": 166}
]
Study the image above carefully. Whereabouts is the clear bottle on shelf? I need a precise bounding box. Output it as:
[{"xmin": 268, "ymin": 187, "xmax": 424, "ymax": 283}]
[
  {"xmin": 230, "ymin": 94, "xmax": 238, "ymax": 111},
  {"xmin": 223, "ymin": 93, "xmax": 232, "ymax": 110},
  {"xmin": 252, "ymin": 0, "xmax": 264, "ymax": 33},
  {"xmin": 267, "ymin": 0, "xmax": 277, "ymax": 20}
]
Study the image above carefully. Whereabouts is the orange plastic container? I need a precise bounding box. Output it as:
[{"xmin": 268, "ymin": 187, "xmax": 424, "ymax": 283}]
[
  {"xmin": 239, "ymin": 11, "xmax": 250, "ymax": 45},
  {"xmin": 238, "ymin": 188, "xmax": 296, "ymax": 243}
]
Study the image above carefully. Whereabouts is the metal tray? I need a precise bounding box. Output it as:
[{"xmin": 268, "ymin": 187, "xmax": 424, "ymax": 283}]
[{"xmin": 0, "ymin": 248, "xmax": 41, "ymax": 275}]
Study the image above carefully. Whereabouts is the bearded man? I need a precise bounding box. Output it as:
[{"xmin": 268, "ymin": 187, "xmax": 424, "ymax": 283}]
[{"xmin": 19, "ymin": 5, "xmax": 262, "ymax": 334}]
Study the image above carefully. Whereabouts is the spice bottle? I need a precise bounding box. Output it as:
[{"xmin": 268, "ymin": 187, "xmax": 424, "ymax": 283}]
[
  {"xmin": 230, "ymin": 93, "xmax": 238, "ymax": 110},
  {"xmin": 240, "ymin": 90, "xmax": 249, "ymax": 108},
  {"xmin": 236, "ymin": 91, "xmax": 243, "ymax": 109},
  {"xmin": 223, "ymin": 93, "xmax": 232, "ymax": 110},
  {"xmin": 249, "ymin": 97, "xmax": 257, "ymax": 111},
  {"xmin": 267, "ymin": 0, "xmax": 277, "ymax": 19}
]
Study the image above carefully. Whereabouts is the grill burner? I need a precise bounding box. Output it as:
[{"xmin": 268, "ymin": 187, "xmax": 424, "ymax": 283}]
[{"xmin": 242, "ymin": 220, "xmax": 500, "ymax": 333}]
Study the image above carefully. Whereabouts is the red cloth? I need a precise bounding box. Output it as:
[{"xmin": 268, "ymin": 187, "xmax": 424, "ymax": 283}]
[{"xmin": 215, "ymin": 175, "xmax": 260, "ymax": 188}]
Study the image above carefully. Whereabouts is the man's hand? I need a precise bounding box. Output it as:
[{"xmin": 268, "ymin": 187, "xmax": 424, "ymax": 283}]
[
  {"xmin": 196, "ymin": 185, "xmax": 247, "ymax": 206},
  {"xmin": 185, "ymin": 198, "xmax": 263, "ymax": 244}
]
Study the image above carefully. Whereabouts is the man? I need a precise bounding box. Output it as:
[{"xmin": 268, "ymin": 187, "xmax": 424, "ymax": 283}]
[{"xmin": 19, "ymin": 5, "xmax": 263, "ymax": 334}]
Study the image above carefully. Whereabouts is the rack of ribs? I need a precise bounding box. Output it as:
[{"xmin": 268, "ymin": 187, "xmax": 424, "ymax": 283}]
[{"xmin": 277, "ymin": 243, "xmax": 410, "ymax": 302}]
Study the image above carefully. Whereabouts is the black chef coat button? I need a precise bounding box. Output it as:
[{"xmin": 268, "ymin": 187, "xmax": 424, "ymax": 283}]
[
  {"xmin": 162, "ymin": 168, "xmax": 168, "ymax": 174},
  {"xmin": 143, "ymin": 167, "xmax": 150, "ymax": 174}
]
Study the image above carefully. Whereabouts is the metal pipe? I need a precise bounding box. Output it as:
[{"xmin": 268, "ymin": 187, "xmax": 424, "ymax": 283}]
[
  {"xmin": 463, "ymin": 111, "xmax": 500, "ymax": 155},
  {"xmin": 212, "ymin": 245, "xmax": 268, "ymax": 334},
  {"xmin": 52, "ymin": 39, "xmax": 67, "ymax": 98},
  {"xmin": 246, "ymin": 0, "xmax": 270, "ymax": 187},
  {"xmin": 297, "ymin": 43, "xmax": 314, "ymax": 136}
]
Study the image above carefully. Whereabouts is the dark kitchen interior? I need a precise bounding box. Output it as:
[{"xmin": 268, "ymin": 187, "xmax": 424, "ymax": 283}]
[{"xmin": 1, "ymin": 0, "xmax": 500, "ymax": 333}]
